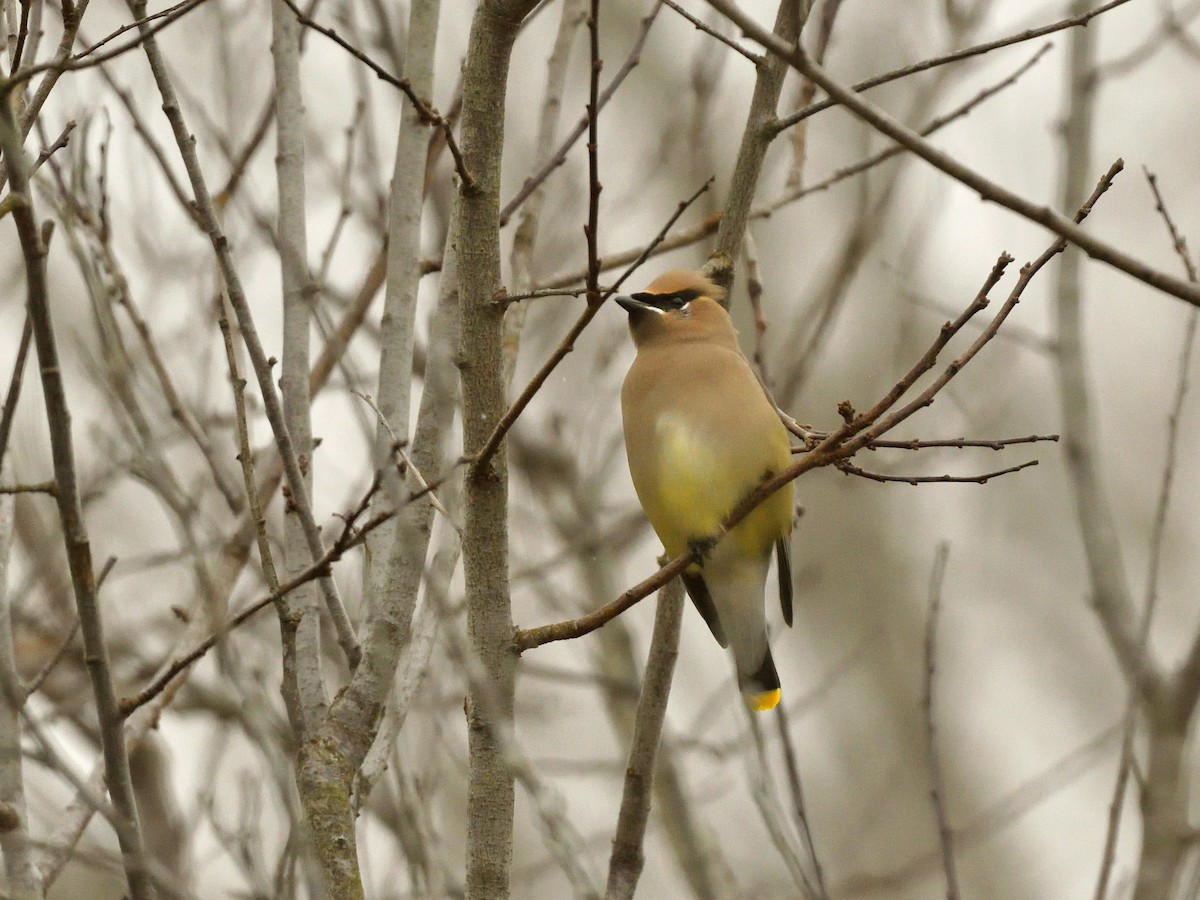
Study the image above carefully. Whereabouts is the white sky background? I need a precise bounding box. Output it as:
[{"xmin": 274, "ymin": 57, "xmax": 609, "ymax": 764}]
[{"xmin": 1, "ymin": 0, "xmax": 1198, "ymax": 897}]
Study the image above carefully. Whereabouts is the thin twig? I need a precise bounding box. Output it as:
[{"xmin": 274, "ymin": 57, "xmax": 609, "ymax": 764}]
[
  {"xmin": 868, "ymin": 434, "xmax": 1059, "ymax": 451},
  {"xmin": 120, "ymin": 482, "xmax": 386, "ymax": 718},
  {"xmin": 32, "ymin": 118, "xmax": 75, "ymax": 171},
  {"xmin": 662, "ymin": 0, "xmax": 759, "ymax": 63},
  {"xmin": 17, "ymin": 0, "xmax": 95, "ymax": 138},
  {"xmin": 1145, "ymin": 168, "xmax": 1199, "ymax": 283},
  {"xmin": 785, "ymin": 0, "xmax": 843, "ymax": 188},
  {"xmin": 0, "ymin": 481, "xmax": 56, "ymax": 495},
  {"xmin": 1139, "ymin": 169, "xmax": 1197, "ymax": 646},
  {"xmin": 112, "ymin": 270, "xmax": 243, "ymax": 512},
  {"xmin": 540, "ymin": 43, "xmax": 1045, "ymax": 290},
  {"xmin": 499, "ymin": 1, "xmax": 662, "ymax": 226},
  {"xmin": 1143, "ymin": 166, "xmax": 1200, "ymax": 739},
  {"xmin": 97, "ymin": 78, "xmax": 198, "ymax": 223},
  {"xmin": 762, "ymin": 42, "xmax": 1052, "ymax": 218},
  {"xmin": 472, "ymin": 176, "xmax": 713, "ymax": 473},
  {"xmin": 775, "ymin": 703, "xmax": 827, "ymax": 897},
  {"xmin": 5, "ymin": 0, "xmax": 211, "ymax": 88},
  {"xmin": 126, "ymin": 0, "xmax": 362, "ymax": 668},
  {"xmin": 499, "ymin": 285, "xmax": 612, "ymax": 305},
  {"xmin": 923, "ymin": 542, "xmax": 959, "ymax": 899},
  {"xmin": 1092, "ymin": 0, "xmax": 1200, "ymax": 79},
  {"xmin": 21, "ymin": 619, "xmax": 79, "ymax": 700},
  {"xmin": 278, "ymin": 0, "xmax": 472, "ymax": 188},
  {"xmin": 707, "ymin": 0, "xmax": 1200, "ymax": 310},
  {"xmin": 353, "ymin": 391, "xmax": 458, "ymax": 529},
  {"xmin": 1094, "ymin": 705, "xmax": 1136, "ymax": 900},
  {"xmin": 503, "ymin": 0, "xmax": 586, "ymax": 388},
  {"xmin": 836, "ymin": 459, "xmax": 1038, "ymax": 485},
  {"xmin": 75, "ymin": 0, "xmax": 205, "ymax": 60},
  {"xmin": 857, "ymin": 162, "xmax": 1125, "ymax": 447},
  {"xmin": 119, "ymin": 449, "xmax": 468, "ymax": 719},
  {"xmin": 21, "ymin": 558, "xmax": 113, "ymax": 704},
  {"xmin": 742, "ymin": 231, "xmax": 773, "ymax": 388},
  {"xmin": 0, "ymin": 315, "xmax": 32, "ymax": 476},
  {"xmin": 838, "ymin": 722, "xmax": 1122, "ymax": 895},
  {"xmin": 787, "ymin": 433, "xmax": 1061, "ymax": 452},
  {"xmin": 0, "ymin": 79, "xmax": 154, "ymax": 900},
  {"xmin": 746, "ymin": 714, "xmax": 820, "ymax": 897},
  {"xmin": 584, "ymin": 0, "xmax": 602, "ymax": 307},
  {"xmin": 770, "ymin": 0, "xmax": 1136, "ymax": 134}
]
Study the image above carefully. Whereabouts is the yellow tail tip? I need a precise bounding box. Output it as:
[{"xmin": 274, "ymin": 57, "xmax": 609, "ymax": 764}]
[{"xmin": 748, "ymin": 688, "xmax": 781, "ymax": 712}]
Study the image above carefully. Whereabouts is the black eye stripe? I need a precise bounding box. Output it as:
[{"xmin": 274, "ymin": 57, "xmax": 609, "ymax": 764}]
[{"xmin": 630, "ymin": 288, "xmax": 703, "ymax": 310}]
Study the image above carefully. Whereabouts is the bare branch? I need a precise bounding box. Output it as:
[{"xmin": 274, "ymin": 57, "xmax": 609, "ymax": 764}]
[
  {"xmin": 0, "ymin": 464, "xmax": 37, "ymax": 900},
  {"xmin": 125, "ymin": 0, "xmax": 361, "ymax": 669},
  {"xmin": 775, "ymin": 703, "xmax": 827, "ymax": 896},
  {"xmin": 499, "ymin": 2, "xmax": 663, "ymax": 226},
  {"xmin": 540, "ymin": 44, "xmax": 1044, "ymax": 290},
  {"xmin": 746, "ymin": 713, "xmax": 822, "ymax": 897},
  {"xmin": 922, "ymin": 542, "xmax": 959, "ymax": 900},
  {"xmin": 838, "ymin": 722, "xmax": 1122, "ymax": 895},
  {"xmin": 0, "ymin": 74, "xmax": 154, "ymax": 900},
  {"xmin": 0, "ymin": 315, "xmax": 32, "ymax": 476},
  {"xmin": 119, "ymin": 481, "xmax": 394, "ymax": 719},
  {"xmin": 707, "ymin": 0, "xmax": 1200, "ymax": 310},
  {"xmin": 7, "ymin": 0, "xmax": 211, "ymax": 88},
  {"xmin": 272, "ymin": 0, "xmax": 329, "ymax": 739},
  {"xmin": 584, "ymin": 0, "xmax": 603, "ymax": 306},
  {"xmin": 710, "ymin": 0, "xmax": 801, "ymax": 291},
  {"xmin": 605, "ymin": 578, "xmax": 685, "ymax": 900},
  {"xmin": 472, "ymin": 176, "xmax": 712, "ymax": 473},
  {"xmin": 503, "ymin": 0, "xmax": 587, "ymax": 389},
  {"xmin": 662, "ymin": 0, "xmax": 759, "ymax": 63},
  {"xmin": 865, "ymin": 434, "xmax": 1059, "ymax": 452},
  {"xmin": 771, "ymin": 0, "xmax": 1136, "ymax": 135},
  {"xmin": 455, "ymin": 4, "xmax": 543, "ymax": 896},
  {"xmin": 836, "ymin": 459, "xmax": 1038, "ymax": 485},
  {"xmin": 278, "ymin": 0, "xmax": 473, "ymax": 187},
  {"xmin": 0, "ymin": 481, "xmax": 55, "ymax": 495}
]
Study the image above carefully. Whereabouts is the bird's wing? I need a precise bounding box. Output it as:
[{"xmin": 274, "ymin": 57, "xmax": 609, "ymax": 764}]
[
  {"xmin": 680, "ymin": 570, "xmax": 728, "ymax": 648},
  {"xmin": 776, "ymin": 537, "xmax": 793, "ymax": 627}
]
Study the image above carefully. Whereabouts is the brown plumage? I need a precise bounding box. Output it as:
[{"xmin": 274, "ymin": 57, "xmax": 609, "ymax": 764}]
[{"xmin": 616, "ymin": 270, "xmax": 794, "ymax": 710}]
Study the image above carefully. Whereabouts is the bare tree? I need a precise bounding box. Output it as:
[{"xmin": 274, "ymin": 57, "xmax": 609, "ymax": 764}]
[{"xmin": 1, "ymin": 1, "xmax": 1199, "ymax": 898}]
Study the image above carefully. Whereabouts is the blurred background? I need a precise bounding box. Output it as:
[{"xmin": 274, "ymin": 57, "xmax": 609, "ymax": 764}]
[{"xmin": 1, "ymin": 0, "xmax": 1198, "ymax": 897}]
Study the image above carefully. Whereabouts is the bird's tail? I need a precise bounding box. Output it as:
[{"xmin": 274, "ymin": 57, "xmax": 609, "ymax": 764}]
[
  {"xmin": 739, "ymin": 646, "xmax": 781, "ymax": 712},
  {"xmin": 701, "ymin": 552, "xmax": 781, "ymax": 712}
]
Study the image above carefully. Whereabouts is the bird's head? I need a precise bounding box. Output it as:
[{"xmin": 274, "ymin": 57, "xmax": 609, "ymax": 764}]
[{"xmin": 614, "ymin": 270, "xmax": 734, "ymax": 348}]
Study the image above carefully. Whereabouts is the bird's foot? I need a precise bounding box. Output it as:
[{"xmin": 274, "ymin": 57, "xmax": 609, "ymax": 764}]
[{"xmin": 687, "ymin": 535, "xmax": 718, "ymax": 565}]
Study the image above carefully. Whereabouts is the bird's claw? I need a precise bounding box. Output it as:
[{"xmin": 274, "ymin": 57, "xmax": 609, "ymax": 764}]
[{"xmin": 687, "ymin": 535, "xmax": 718, "ymax": 565}]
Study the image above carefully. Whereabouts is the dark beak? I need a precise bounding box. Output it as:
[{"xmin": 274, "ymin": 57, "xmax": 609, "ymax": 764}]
[{"xmin": 614, "ymin": 294, "xmax": 659, "ymax": 315}]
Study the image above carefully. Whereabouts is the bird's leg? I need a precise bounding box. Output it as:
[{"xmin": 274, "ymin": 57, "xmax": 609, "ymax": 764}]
[{"xmin": 687, "ymin": 534, "xmax": 719, "ymax": 566}]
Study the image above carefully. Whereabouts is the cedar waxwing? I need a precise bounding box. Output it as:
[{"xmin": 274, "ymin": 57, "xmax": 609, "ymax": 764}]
[{"xmin": 616, "ymin": 270, "xmax": 794, "ymax": 712}]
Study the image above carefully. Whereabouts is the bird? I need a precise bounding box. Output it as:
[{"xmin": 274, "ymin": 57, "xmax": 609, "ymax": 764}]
[{"xmin": 615, "ymin": 269, "xmax": 794, "ymax": 711}]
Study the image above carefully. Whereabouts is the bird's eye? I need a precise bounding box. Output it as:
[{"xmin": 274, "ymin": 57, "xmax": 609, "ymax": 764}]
[
  {"xmin": 669, "ymin": 289, "xmax": 702, "ymax": 309},
  {"xmin": 631, "ymin": 288, "xmax": 702, "ymax": 312}
]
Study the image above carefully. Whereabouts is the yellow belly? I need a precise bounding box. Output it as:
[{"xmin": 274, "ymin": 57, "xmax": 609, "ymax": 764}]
[{"xmin": 641, "ymin": 413, "xmax": 790, "ymax": 562}]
